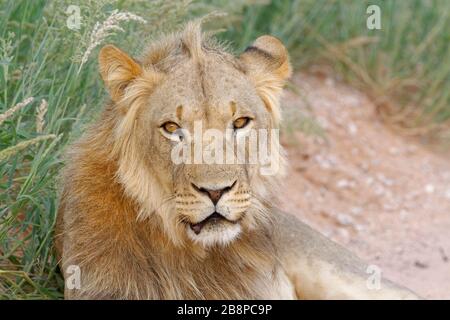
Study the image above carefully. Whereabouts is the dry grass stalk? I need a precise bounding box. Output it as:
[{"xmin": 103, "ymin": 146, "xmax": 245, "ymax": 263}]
[
  {"xmin": 0, "ymin": 97, "xmax": 34, "ymax": 126},
  {"xmin": 36, "ymin": 99, "xmax": 48, "ymax": 133}
]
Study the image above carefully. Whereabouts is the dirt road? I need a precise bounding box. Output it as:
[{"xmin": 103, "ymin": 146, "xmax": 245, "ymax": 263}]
[{"xmin": 280, "ymin": 73, "xmax": 450, "ymax": 299}]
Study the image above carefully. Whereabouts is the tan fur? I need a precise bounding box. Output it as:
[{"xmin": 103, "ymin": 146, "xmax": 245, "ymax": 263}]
[{"xmin": 56, "ymin": 22, "xmax": 418, "ymax": 300}]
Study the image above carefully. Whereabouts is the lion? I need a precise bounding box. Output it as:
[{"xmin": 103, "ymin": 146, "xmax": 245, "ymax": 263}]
[{"xmin": 55, "ymin": 22, "xmax": 419, "ymax": 299}]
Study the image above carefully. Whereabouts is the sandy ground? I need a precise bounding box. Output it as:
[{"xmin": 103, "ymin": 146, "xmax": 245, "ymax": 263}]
[{"xmin": 279, "ymin": 73, "xmax": 450, "ymax": 299}]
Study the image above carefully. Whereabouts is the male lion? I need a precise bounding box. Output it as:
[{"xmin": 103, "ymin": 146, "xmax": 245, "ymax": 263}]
[{"xmin": 55, "ymin": 22, "xmax": 418, "ymax": 299}]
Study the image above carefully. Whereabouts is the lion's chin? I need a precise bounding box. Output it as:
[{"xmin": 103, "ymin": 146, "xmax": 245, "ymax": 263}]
[{"xmin": 186, "ymin": 222, "xmax": 242, "ymax": 247}]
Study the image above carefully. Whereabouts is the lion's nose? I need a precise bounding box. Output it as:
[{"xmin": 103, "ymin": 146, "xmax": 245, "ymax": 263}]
[
  {"xmin": 192, "ymin": 181, "xmax": 236, "ymax": 205},
  {"xmin": 204, "ymin": 189, "xmax": 225, "ymax": 205}
]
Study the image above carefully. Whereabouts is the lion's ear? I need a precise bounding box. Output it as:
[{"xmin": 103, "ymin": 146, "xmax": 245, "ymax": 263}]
[
  {"xmin": 239, "ymin": 36, "xmax": 292, "ymax": 125},
  {"xmin": 99, "ymin": 45, "xmax": 143, "ymax": 102}
]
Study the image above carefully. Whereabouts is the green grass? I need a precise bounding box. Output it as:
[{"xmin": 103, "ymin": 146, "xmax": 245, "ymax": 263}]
[
  {"xmin": 221, "ymin": 0, "xmax": 450, "ymax": 136},
  {"xmin": 0, "ymin": 0, "xmax": 448, "ymax": 299}
]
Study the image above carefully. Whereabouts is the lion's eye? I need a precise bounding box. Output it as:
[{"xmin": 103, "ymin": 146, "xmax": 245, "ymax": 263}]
[
  {"xmin": 233, "ymin": 117, "xmax": 251, "ymax": 129},
  {"xmin": 162, "ymin": 122, "xmax": 180, "ymax": 134}
]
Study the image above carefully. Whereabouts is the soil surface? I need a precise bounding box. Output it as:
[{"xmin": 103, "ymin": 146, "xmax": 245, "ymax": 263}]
[{"xmin": 279, "ymin": 73, "xmax": 450, "ymax": 299}]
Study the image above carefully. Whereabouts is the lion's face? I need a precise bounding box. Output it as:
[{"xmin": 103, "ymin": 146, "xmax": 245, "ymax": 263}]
[
  {"xmin": 143, "ymin": 57, "xmax": 274, "ymax": 246},
  {"xmin": 98, "ymin": 27, "xmax": 291, "ymax": 247}
]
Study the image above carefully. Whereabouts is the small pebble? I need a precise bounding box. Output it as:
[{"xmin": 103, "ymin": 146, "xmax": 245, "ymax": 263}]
[
  {"xmin": 425, "ymin": 184, "xmax": 435, "ymax": 194},
  {"xmin": 414, "ymin": 261, "xmax": 428, "ymax": 269}
]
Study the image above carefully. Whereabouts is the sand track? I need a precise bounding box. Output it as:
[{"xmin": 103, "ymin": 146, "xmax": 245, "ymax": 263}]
[{"xmin": 280, "ymin": 73, "xmax": 450, "ymax": 299}]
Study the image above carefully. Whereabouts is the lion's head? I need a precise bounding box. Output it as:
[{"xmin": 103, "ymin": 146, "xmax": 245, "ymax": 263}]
[{"xmin": 98, "ymin": 22, "xmax": 291, "ymax": 248}]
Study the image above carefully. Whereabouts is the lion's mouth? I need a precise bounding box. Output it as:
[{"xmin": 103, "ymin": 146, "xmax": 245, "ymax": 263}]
[{"xmin": 189, "ymin": 212, "xmax": 238, "ymax": 235}]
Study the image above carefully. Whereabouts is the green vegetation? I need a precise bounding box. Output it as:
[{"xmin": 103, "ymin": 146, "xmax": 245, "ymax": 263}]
[
  {"xmin": 222, "ymin": 0, "xmax": 450, "ymax": 135},
  {"xmin": 0, "ymin": 0, "xmax": 448, "ymax": 299}
]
